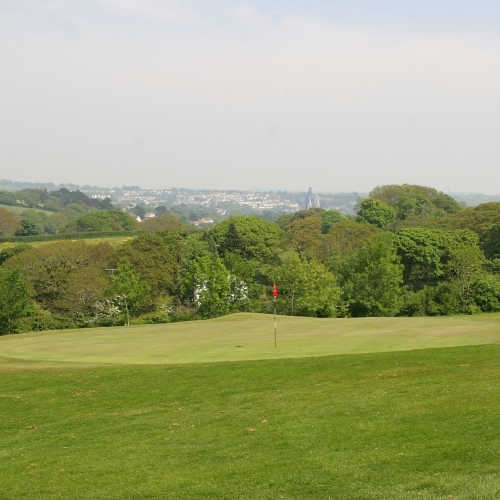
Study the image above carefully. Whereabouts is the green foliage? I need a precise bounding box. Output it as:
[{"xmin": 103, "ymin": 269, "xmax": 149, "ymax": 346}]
[
  {"xmin": 112, "ymin": 260, "xmax": 151, "ymax": 325},
  {"xmin": 320, "ymin": 210, "xmax": 345, "ymax": 233},
  {"xmin": 395, "ymin": 228, "xmax": 479, "ymax": 289},
  {"xmin": 323, "ymin": 219, "xmax": 381, "ymax": 261},
  {"xmin": 437, "ymin": 202, "xmax": 500, "ymax": 237},
  {"xmin": 67, "ymin": 210, "xmax": 137, "ymax": 233},
  {"xmin": 370, "ymin": 184, "xmax": 461, "ymax": 220},
  {"xmin": 0, "ymin": 187, "xmax": 112, "ymax": 212},
  {"xmin": 357, "ymin": 198, "xmax": 395, "ymax": 228},
  {"xmin": 0, "ymin": 244, "xmax": 30, "ymax": 266},
  {"xmin": 116, "ymin": 231, "xmax": 191, "ymax": 300},
  {"xmin": 6, "ymin": 241, "xmax": 114, "ymax": 316},
  {"xmin": 275, "ymin": 252, "xmax": 341, "ymax": 317},
  {"xmin": 447, "ymin": 244, "xmax": 486, "ymax": 313},
  {"xmin": 340, "ymin": 234, "xmax": 404, "ymax": 316},
  {"xmin": 209, "ymin": 216, "xmax": 282, "ymax": 262},
  {"xmin": 482, "ymin": 222, "xmax": 500, "ymax": 259},
  {"xmin": 183, "ymin": 254, "xmax": 230, "ymax": 318},
  {"xmin": 139, "ymin": 213, "xmax": 188, "ymax": 232},
  {"xmin": 0, "ymin": 207, "xmax": 21, "ymax": 236},
  {"xmin": 0, "ymin": 268, "xmax": 32, "ymax": 334},
  {"xmin": 286, "ymin": 215, "xmax": 323, "ymax": 260},
  {"xmin": 16, "ymin": 218, "xmax": 39, "ymax": 236}
]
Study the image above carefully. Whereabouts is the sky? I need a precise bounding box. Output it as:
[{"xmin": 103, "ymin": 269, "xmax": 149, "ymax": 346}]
[{"xmin": 1, "ymin": 1, "xmax": 500, "ymax": 193}]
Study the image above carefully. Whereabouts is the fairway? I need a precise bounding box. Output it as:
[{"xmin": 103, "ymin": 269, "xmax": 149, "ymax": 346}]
[
  {"xmin": 3, "ymin": 345, "xmax": 500, "ymax": 499},
  {"xmin": 1, "ymin": 312, "xmax": 499, "ymax": 367}
]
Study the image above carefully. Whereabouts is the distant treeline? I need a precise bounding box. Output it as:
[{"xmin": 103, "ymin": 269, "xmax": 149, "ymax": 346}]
[{"xmin": 0, "ymin": 184, "xmax": 499, "ymax": 335}]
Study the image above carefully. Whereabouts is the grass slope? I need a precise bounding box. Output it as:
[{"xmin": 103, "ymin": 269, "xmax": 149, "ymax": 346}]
[
  {"xmin": 1, "ymin": 312, "xmax": 499, "ymax": 367},
  {"xmin": 2, "ymin": 345, "xmax": 500, "ymax": 499},
  {"xmin": 0, "ymin": 235, "xmax": 132, "ymax": 250},
  {"xmin": 0, "ymin": 203, "xmax": 52, "ymax": 215}
]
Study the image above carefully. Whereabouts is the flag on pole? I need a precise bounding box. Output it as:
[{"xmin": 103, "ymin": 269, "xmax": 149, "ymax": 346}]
[{"xmin": 272, "ymin": 282, "xmax": 279, "ymax": 348}]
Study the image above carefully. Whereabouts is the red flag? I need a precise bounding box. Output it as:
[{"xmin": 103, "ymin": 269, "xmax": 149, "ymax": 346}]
[{"xmin": 272, "ymin": 282, "xmax": 279, "ymax": 298}]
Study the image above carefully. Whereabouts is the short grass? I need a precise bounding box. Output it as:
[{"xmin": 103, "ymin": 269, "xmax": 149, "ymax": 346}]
[
  {"xmin": 0, "ymin": 235, "xmax": 132, "ymax": 250},
  {"xmin": 1, "ymin": 312, "xmax": 499, "ymax": 367},
  {"xmin": 0, "ymin": 203, "xmax": 52, "ymax": 215},
  {"xmin": 2, "ymin": 345, "xmax": 500, "ymax": 499}
]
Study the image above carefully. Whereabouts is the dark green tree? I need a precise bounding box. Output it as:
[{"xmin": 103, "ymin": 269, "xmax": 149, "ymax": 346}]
[
  {"xmin": 112, "ymin": 260, "xmax": 151, "ymax": 326},
  {"xmin": 0, "ymin": 268, "xmax": 32, "ymax": 334},
  {"xmin": 357, "ymin": 198, "xmax": 395, "ymax": 228},
  {"xmin": 340, "ymin": 234, "xmax": 404, "ymax": 317},
  {"xmin": 482, "ymin": 223, "xmax": 500, "ymax": 259}
]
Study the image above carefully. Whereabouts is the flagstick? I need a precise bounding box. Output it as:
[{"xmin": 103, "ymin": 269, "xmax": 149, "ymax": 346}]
[{"xmin": 273, "ymin": 295, "xmax": 277, "ymax": 348}]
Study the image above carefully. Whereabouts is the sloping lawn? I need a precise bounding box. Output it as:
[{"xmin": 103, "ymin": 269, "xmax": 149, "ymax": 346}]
[{"xmin": 2, "ymin": 345, "xmax": 500, "ymax": 499}]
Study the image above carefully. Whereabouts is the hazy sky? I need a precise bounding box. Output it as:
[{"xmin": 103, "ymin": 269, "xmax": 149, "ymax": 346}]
[{"xmin": 1, "ymin": 1, "xmax": 500, "ymax": 193}]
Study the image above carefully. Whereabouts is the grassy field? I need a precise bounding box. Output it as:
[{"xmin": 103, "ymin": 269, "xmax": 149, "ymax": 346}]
[
  {"xmin": 1, "ymin": 312, "xmax": 499, "ymax": 367},
  {"xmin": 0, "ymin": 203, "xmax": 53, "ymax": 215},
  {"xmin": 2, "ymin": 314, "xmax": 500, "ymax": 499},
  {"xmin": 0, "ymin": 235, "xmax": 132, "ymax": 250}
]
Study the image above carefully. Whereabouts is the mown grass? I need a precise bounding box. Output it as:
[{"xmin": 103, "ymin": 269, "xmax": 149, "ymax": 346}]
[
  {"xmin": 2, "ymin": 344, "xmax": 500, "ymax": 499},
  {"xmin": 0, "ymin": 235, "xmax": 132, "ymax": 250},
  {"xmin": 1, "ymin": 312, "xmax": 499, "ymax": 366},
  {"xmin": 0, "ymin": 203, "xmax": 53, "ymax": 215}
]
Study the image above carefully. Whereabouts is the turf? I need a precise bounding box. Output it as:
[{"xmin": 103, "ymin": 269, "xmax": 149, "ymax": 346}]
[
  {"xmin": 2, "ymin": 345, "xmax": 500, "ymax": 499},
  {"xmin": 0, "ymin": 203, "xmax": 52, "ymax": 215},
  {"xmin": 0, "ymin": 235, "xmax": 132, "ymax": 250},
  {"xmin": 1, "ymin": 312, "xmax": 499, "ymax": 367}
]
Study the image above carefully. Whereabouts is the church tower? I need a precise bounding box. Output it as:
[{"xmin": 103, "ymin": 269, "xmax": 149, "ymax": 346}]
[{"xmin": 305, "ymin": 187, "xmax": 320, "ymax": 209}]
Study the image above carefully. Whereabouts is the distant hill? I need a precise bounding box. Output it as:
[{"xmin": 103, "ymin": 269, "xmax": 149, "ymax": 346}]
[{"xmin": 0, "ymin": 187, "xmax": 113, "ymax": 212}]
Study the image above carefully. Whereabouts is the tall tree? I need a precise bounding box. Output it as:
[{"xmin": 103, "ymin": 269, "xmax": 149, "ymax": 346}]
[
  {"xmin": 0, "ymin": 268, "xmax": 32, "ymax": 334},
  {"xmin": 112, "ymin": 260, "xmax": 151, "ymax": 326},
  {"xmin": 357, "ymin": 198, "xmax": 395, "ymax": 228},
  {"xmin": 447, "ymin": 244, "xmax": 486, "ymax": 312},
  {"xmin": 0, "ymin": 207, "xmax": 21, "ymax": 236},
  {"xmin": 183, "ymin": 255, "xmax": 230, "ymax": 318},
  {"xmin": 340, "ymin": 234, "xmax": 404, "ymax": 317}
]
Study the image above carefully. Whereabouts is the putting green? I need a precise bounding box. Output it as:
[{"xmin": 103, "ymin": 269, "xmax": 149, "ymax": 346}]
[{"xmin": 1, "ymin": 312, "xmax": 499, "ymax": 367}]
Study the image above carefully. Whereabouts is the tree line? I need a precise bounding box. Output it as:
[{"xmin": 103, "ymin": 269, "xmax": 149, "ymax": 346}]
[{"xmin": 0, "ymin": 184, "xmax": 499, "ymax": 334}]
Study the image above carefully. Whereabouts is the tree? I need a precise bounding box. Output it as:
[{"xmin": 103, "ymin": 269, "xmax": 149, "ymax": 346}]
[
  {"xmin": 320, "ymin": 210, "xmax": 344, "ymax": 234},
  {"xmin": 6, "ymin": 241, "xmax": 115, "ymax": 313},
  {"xmin": 437, "ymin": 202, "xmax": 500, "ymax": 238},
  {"xmin": 0, "ymin": 268, "xmax": 32, "ymax": 334},
  {"xmin": 183, "ymin": 255, "xmax": 230, "ymax": 318},
  {"xmin": 116, "ymin": 231, "xmax": 188, "ymax": 300},
  {"xmin": 0, "ymin": 207, "xmax": 21, "ymax": 236},
  {"xmin": 0, "ymin": 244, "xmax": 31, "ymax": 266},
  {"xmin": 209, "ymin": 216, "xmax": 282, "ymax": 262},
  {"xmin": 286, "ymin": 216, "xmax": 323, "ymax": 260},
  {"xmin": 16, "ymin": 219, "xmax": 39, "ymax": 236},
  {"xmin": 65, "ymin": 210, "xmax": 137, "ymax": 233},
  {"xmin": 340, "ymin": 234, "xmax": 404, "ymax": 317},
  {"xmin": 357, "ymin": 198, "xmax": 395, "ymax": 228},
  {"xmin": 482, "ymin": 222, "xmax": 500, "ymax": 259},
  {"xmin": 112, "ymin": 260, "xmax": 151, "ymax": 326},
  {"xmin": 447, "ymin": 244, "xmax": 486, "ymax": 312},
  {"xmin": 370, "ymin": 184, "xmax": 461, "ymax": 219},
  {"xmin": 395, "ymin": 228, "xmax": 479, "ymax": 290},
  {"xmin": 324, "ymin": 219, "xmax": 381, "ymax": 256},
  {"xmin": 139, "ymin": 214, "xmax": 188, "ymax": 233},
  {"xmin": 274, "ymin": 252, "xmax": 341, "ymax": 317}
]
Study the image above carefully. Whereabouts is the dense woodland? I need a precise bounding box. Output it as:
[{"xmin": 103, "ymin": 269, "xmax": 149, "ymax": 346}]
[{"xmin": 0, "ymin": 184, "xmax": 499, "ymax": 334}]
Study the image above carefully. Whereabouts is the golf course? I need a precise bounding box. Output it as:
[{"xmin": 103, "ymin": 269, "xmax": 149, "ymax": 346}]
[{"xmin": 2, "ymin": 313, "xmax": 500, "ymax": 498}]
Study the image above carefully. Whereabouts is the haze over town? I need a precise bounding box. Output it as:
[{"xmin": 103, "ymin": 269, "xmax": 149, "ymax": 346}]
[{"xmin": 2, "ymin": 1, "xmax": 500, "ymax": 193}]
